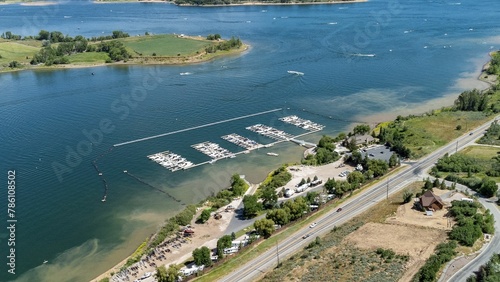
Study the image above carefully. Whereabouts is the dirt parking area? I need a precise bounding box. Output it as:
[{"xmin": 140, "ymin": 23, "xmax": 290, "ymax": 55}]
[
  {"xmin": 344, "ymin": 222, "xmax": 448, "ymax": 282},
  {"xmin": 281, "ymin": 159, "xmax": 355, "ymax": 196}
]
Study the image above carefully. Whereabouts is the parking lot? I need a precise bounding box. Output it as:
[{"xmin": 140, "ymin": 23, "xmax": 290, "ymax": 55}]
[{"xmin": 360, "ymin": 145, "xmax": 393, "ymax": 163}]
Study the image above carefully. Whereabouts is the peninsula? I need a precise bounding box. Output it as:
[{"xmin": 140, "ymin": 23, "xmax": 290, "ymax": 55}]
[{"xmin": 0, "ymin": 30, "xmax": 247, "ymax": 73}]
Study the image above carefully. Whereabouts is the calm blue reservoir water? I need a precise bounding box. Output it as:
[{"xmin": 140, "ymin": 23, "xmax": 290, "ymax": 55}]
[{"xmin": 0, "ymin": 0, "xmax": 499, "ymax": 281}]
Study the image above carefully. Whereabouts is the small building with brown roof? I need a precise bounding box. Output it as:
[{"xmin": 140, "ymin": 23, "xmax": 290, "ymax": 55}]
[{"xmin": 419, "ymin": 190, "xmax": 445, "ymax": 211}]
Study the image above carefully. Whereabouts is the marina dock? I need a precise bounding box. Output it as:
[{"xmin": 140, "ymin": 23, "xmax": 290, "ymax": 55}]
[
  {"xmin": 147, "ymin": 151, "xmax": 194, "ymax": 172},
  {"xmin": 279, "ymin": 115, "xmax": 325, "ymax": 131},
  {"xmin": 222, "ymin": 133, "xmax": 263, "ymax": 150},
  {"xmin": 246, "ymin": 124, "xmax": 294, "ymax": 141},
  {"xmin": 146, "ymin": 115, "xmax": 324, "ymax": 173},
  {"xmin": 191, "ymin": 141, "xmax": 235, "ymax": 160}
]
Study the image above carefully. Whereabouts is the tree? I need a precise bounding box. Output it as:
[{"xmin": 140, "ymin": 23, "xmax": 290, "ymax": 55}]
[
  {"xmin": 353, "ymin": 124, "xmax": 371, "ymax": 136},
  {"xmin": 433, "ymin": 178, "xmax": 441, "ymax": 188},
  {"xmin": 402, "ymin": 189, "xmax": 413, "ymax": 203},
  {"xmin": 479, "ymin": 177, "xmax": 498, "ymax": 198},
  {"xmin": 8, "ymin": 61, "xmax": 20, "ymax": 68},
  {"xmin": 155, "ymin": 264, "xmax": 180, "ymax": 282},
  {"xmin": 37, "ymin": 30, "xmax": 50, "ymax": 40},
  {"xmin": 347, "ymin": 171, "xmax": 365, "ymax": 186},
  {"xmin": 346, "ymin": 137, "xmax": 358, "ymax": 151},
  {"xmin": 283, "ymin": 197, "xmax": 309, "ymax": 220},
  {"xmin": 266, "ymin": 208, "xmax": 290, "ymax": 226},
  {"xmin": 242, "ymin": 195, "xmax": 262, "ymax": 218},
  {"xmin": 424, "ymin": 178, "xmax": 433, "ymax": 190},
  {"xmin": 231, "ymin": 174, "xmax": 247, "ymax": 196},
  {"xmin": 366, "ymin": 159, "xmax": 388, "ymax": 177},
  {"xmin": 305, "ymin": 191, "xmax": 319, "ymax": 205},
  {"xmin": 192, "ymin": 246, "xmax": 212, "ymax": 266},
  {"xmin": 199, "ymin": 209, "xmax": 211, "ymax": 223},
  {"xmin": 313, "ymin": 175, "xmax": 318, "ymax": 181},
  {"xmin": 298, "ymin": 178, "xmax": 306, "ymax": 186},
  {"xmin": 260, "ymin": 186, "xmax": 278, "ymax": 209},
  {"xmin": 324, "ymin": 178, "xmax": 336, "ymax": 193},
  {"xmin": 216, "ymin": 235, "xmax": 232, "ymax": 258},
  {"xmin": 388, "ymin": 153, "xmax": 399, "ymax": 168},
  {"xmin": 254, "ymin": 218, "xmax": 275, "ymax": 238}
]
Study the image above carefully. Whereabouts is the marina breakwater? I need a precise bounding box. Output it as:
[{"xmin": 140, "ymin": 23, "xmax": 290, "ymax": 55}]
[{"xmin": 146, "ymin": 115, "xmax": 325, "ymax": 172}]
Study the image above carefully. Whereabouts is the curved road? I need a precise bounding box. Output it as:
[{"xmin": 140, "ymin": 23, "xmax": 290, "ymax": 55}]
[{"xmin": 219, "ymin": 117, "xmax": 499, "ymax": 282}]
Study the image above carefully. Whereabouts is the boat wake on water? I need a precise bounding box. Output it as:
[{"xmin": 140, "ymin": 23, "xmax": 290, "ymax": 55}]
[
  {"xmin": 179, "ymin": 72, "xmax": 192, "ymax": 76},
  {"xmin": 351, "ymin": 53, "xmax": 376, "ymax": 57},
  {"xmin": 287, "ymin": 70, "xmax": 304, "ymax": 76}
]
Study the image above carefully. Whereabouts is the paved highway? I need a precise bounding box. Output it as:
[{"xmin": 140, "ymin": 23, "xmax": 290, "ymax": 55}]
[{"xmin": 220, "ymin": 117, "xmax": 499, "ymax": 282}]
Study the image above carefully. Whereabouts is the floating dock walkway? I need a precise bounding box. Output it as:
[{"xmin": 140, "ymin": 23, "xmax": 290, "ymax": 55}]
[
  {"xmin": 279, "ymin": 115, "xmax": 325, "ymax": 131},
  {"xmin": 191, "ymin": 141, "xmax": 235, "ymax": 160},
  {"xmin": 146, "ymin": 115, "xmax": 324, "ymax": 173},
  {"xmin": 147, "ymin": 151, "xmax": 193, "ymax": 172},
  {"xmin": 222, "ymin": 133, "xmax": 262, "ymax": 150},
  {"xmin": 246, "ymin": 124, "xmax": 294, "ymax": 141}
]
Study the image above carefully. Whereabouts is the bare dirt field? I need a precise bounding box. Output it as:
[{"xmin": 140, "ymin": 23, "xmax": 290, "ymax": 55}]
[{"xmin": 344, "ymin": 222, "xmax": 448, "ymax": 282}]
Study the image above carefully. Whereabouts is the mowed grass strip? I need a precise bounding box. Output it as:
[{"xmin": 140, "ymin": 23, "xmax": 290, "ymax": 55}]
[
  {"xmin": 67, "ymin": 52, "xmax": 109, "ymax": 64},
  {"xmin": 120, "ymin": 34, "xmax": 212, "ymax": 57},
  {"xmin": 0, "ymin": 41, "xmax": 39, "ymax": 65}
]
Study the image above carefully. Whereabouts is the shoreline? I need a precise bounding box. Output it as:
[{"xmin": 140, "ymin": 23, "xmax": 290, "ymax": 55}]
[
  {"xmin": 0, "ymin": 43, "xmax": 249, "ymax": 74},
  {"xmin": 90, "ymin": 52, "xmax": 498, "ymax": 282},
  {"xmin": 92, "ymin": 0, "xmax": 367, "ymax": 6}
]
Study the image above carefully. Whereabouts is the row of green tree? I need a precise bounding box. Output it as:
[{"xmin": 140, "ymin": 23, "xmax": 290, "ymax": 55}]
[
  {"xmin": 486, "ymin": 51, "xmax": 500, "ymax": 76},
  {"xmin": 449, "ymin": 200, "xmax": 495, "ymax": 246},
  {"xmin": 205, "ymin": 36, "xmax": 242, "ymax": 53},
  {"xmin": 412, "ymin": 241, "xmax": 457, "ymax": 282},
  {"xmin": 431, "ymin": 152, "xmax": 499, "ymax": 197},
  {"xmin": 30, "ymin": 39, "xmax": 131, "ymax": 66},
  {"xmin": 242, "ymin": 166, "xmax": 291, "ymax": 218},
  {"xmin": 478, "ymin": 120, "xmax": 500, "ymax": 146},
  {"xmin": 205, "ymin": 174, "xmax": 249, "ymax": 210},
  {"xmin": 466, "ymin": 253, "xmax": 500, "ymax": 282},
  {"xmin": 2, "ymin": 29, "xmax": 130, "ymax": 43},
  {"xmin": 302, "ymin": 135, "xmax": 342, "ymax": 165}
]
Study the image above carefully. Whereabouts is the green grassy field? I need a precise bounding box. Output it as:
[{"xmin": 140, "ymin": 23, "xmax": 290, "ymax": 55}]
[
  {"xmin": 377, "ymin": 110, "xmax": 492, "ymax": 159},
  {"xmin": 0, "ymin": 41, "xmax": 39, "ymax": 67},
  {"xmin": 67, "ymin": 52, "xmax": 109, "ymax": 64},
  {"xmin": 461, "ymin": 145, "xmax": 500, "ymax": 160},
  {"xmin": 120, "ymin": 34, "xmax": 212, "ymax": 57}
]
